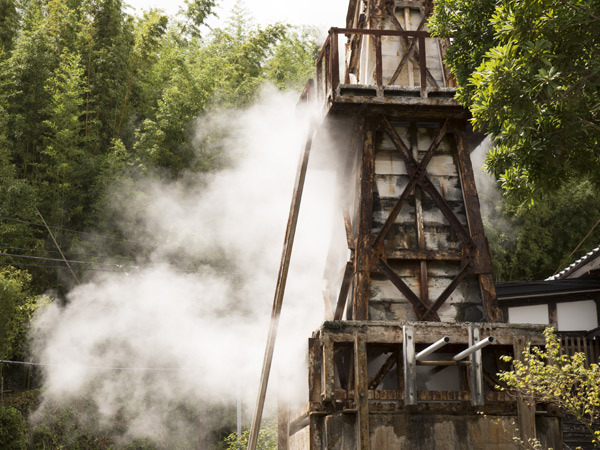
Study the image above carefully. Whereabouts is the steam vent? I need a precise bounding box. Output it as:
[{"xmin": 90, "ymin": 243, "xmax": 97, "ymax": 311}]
[{"xmin": 279, "ymin": 1, "xmax": 564, "ymax": 449}]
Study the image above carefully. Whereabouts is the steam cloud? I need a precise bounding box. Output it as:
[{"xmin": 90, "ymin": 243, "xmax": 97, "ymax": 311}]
[{"xmin": 30, "ymin": 88, "xmax": 338, "ymax": 446}]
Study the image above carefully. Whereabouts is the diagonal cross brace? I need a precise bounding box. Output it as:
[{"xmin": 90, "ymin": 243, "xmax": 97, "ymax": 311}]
[
  {"xmin": 378, "ymin": 258, "xmax": 440, "ymax": 321},
  {"xmin": 371, "ymin": 117, "xmax": 477, "ymax": 321},
  {"xmin": 377, "ymin": 116, "xmax": 475, "ymax": 251},
  {"xmin": 385, "ymin": 6, "xmax": 439, "ymax": 88},
  {"xmin": 373, "ymin": 117, "xmax": 453, "ymax": 249}
]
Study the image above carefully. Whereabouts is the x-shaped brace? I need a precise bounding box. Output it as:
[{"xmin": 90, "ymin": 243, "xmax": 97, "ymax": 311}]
[
  {"xmin": 384, "ymin": 4, "xmax": 439, "ymax": 88},
  {"xmin": 373, "ymin": 116, "xmax": 476, "ymax": 320}
]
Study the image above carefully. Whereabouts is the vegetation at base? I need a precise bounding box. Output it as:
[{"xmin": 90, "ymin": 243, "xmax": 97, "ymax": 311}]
[
  {"xmin": 221, "ymin": 420, "xmax": 277, "ymax": 450},
  {"xmin": 1, "ymin": 389, "xmax": 244, "ymax": 448},
  {"xmin": 499, "ymin": 328, "xmax": 600, "ymax": 447}
]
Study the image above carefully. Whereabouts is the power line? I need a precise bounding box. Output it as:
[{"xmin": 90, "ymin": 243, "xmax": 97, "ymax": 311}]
[
  {"xmin": 0, "ymin": 252, "xmax": 140, "ymax": 269},
  {"xmin": 0, "ymin": 246, "xmax": 134, "ymax": 261},
  {"xmin": 0, "ymin": 261, "xmax": 237, "ymax": 276},
  {"xmin": 0, "ymin": 261, "xmax": 134, "ymax": 273},
  {"xmin": 0, "ymin": 359, "xmax": 193, "ymax": 372},
  {"xmin": 0, "ymin": 245, "xmax": 234, "ymax": 273},
  {"xmin": 0, "ymin": 216, "xmax": 146, "ymax": 246}
]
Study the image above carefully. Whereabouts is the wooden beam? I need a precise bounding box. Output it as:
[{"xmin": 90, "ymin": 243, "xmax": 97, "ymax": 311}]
[
  {"xmin": 375, "ymin": 34, "xmax": 383, "ymax": 94},
  {"xmin": 377, "ymin": 258, "xmax": 440, "ymax": 321},
  {"xmin": 248, "ymin": 120, "xmax": 316, "ymax": 450},
  {"xmin": 514, "ymin": 336, "xmax": 537, "ymax": 444},
  {"xmin": 453, "ymin": 125, "xmax": 503, "ymax": 322},
  {"xmin": 420, "ymin": 263, "xmax": 471, "ymax": 320},
  {"xmin": 354, "ymin": 332, "xmax": 369, "ymax": 449},
  {"xmin": 386, "ymin": 249, "xmax": 462, "ymax": 261},
  {"xmin": 330, "ymin": 29, "xmax": 340, "ymax": 101},
  {"xmin": 373, "ymin": 117, "xmax": 449, "ymax": 249},
  {"xmin": 368, "ymin": 351, "xmax": 398, "ymax": 390},
  {"xmin": 468, "ymin": 325, "xmax": 484, "ymax": 406},
  {"xmin": 322, "ymin": 334, "xmax": 335, "ymax": 401},
  {"xmin": 334, "ymin": 261, "xmax": 354, "ymax": 320},
  {"xmin": 353, "ymin": 121, "xmax": 375, "ymax": 320},
  {"xmin": 331, "ymin": 27, "xmax": 430, "ymax": 38}
]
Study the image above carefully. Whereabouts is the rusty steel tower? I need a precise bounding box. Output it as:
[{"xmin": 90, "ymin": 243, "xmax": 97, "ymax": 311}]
[{"xmin": 249, "ymin": 1, "xmax": 564, "ymax": 449}]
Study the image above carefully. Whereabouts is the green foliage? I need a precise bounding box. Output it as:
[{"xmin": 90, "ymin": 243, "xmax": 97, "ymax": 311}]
[
  {"xmin": 499, "ymin": 328, "xmax": 600, "ymax": 446},
  {"xmin": 134, "ymin": 10, "xmax": 316, "ymax": 178},
  {"xmin": 0, "ymin": 267, "xmax": 49, "ymax": 361},
  {"xmin": 0, "ymin": 405, "xmax": 27, "ymax": 449},
  {"xmin": 0, "ymin": 0, "xmax": 19, "ymax": 54},
  {"xmin": 222, "ymin": 420, "xmax": 277, "ymax": 450},
  {"xmin": 429, "ymin": 0, "xmax": 497, "ymax": 105},
  {"xmin": 29, "ymin": 401, "xmax": 154, "ymax": 449},
  {"xmin": 486, "ymin": 179, "xmax": 600, "ymax": 280},
  {"xmin": 431, "ymin": 0, "xmax": 600, "ymax": 200},
  {"xmin": 0, "ymin": 0, "xmax": 317, "ymax": 293},
  {"xmin": 0, "ymin": 1, "xmax": 317, "ymax": 447},
  {"xmin": 263, "ymin": 26, "xmax": 320, "ymax": 91},
  {"xmin": 179, "ymin": 0, "xmax": 217, "ymax": 37}
]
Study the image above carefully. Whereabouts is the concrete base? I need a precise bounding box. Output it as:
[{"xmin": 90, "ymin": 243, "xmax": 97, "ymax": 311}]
[{"xmin": 289, "ymin": 413, "xmax": 562, "ymax": 449}]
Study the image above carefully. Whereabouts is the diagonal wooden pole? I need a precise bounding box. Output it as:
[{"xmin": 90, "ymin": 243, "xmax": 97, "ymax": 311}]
[
  {"xmin": 35, "ymin": 206, "xmax": 80, "ymax": 285},
  {"xmin": 247, "ymin": 118, "xmax": 316, "ymax": 450}
]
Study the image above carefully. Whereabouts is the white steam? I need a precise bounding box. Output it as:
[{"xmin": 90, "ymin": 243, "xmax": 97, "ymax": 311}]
[
  {"xmin": 30, "ymin": 88, "xmax": 337, "ymax": 445},
  {"xmin": 470, "ymin": 136, "xmax": 502, "ymax": 218}
]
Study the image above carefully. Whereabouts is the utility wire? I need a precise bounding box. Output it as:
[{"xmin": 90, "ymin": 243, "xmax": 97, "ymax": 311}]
[
  {"xmin": 0, "ymin": 251, "xmax": 235, "ymax": 273},
  {"xmin": 0, "ymin": 359, "xmax": 192, "ymax": 372},
  {"xmin": 0, "ymin": 252, "xmax": 140, "ymax": 269},
  {"xmin": 0, "ymin": 246, "xmax": 134, "ymax": 261},
  {"xmin": 0, "ymin": 261, "xmax": 237, "ymax": 275},
  {"xmin": 0, "ymin": 261, "xmax": 134, "ymax": 273},
  {"xmin": 0, "ymin": 216, "xmax": 145, "ymax": 246},
  {"xmin": 553, "ymin": 216, "xmax": 600, "ymax": 275},
  {"xmin": 35, "ymin": 207, "xmax": 80, "ymax": 284}
]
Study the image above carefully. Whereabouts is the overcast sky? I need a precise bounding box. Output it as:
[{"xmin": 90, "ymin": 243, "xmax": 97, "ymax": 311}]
[{"xmin": 125, "ymin": 0, "xmax": 349, "ymax": 29}]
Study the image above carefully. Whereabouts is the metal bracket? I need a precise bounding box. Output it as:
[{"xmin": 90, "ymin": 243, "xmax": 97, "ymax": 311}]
[
  {"xmin": 403, "ymin": 325, "xmax": 416, "ymax": 405},
  {"xmin": 468, "ymin": 324, "xmax": 484, "ymax": 406}
]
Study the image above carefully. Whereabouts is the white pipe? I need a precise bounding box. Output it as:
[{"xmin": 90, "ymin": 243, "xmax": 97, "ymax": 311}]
[
  {"xmin": 415, "ymin": 337, "xmax": 450, "ymax": 361},
  {"xmin": 453, "ymin": 337, "xmax": 494, "ymax": 361}
]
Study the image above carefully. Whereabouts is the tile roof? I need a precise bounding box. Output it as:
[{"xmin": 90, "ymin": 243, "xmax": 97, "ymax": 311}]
[{"xmin": 545, "ymin": 245, "xmax": 600, "ymax": 281}]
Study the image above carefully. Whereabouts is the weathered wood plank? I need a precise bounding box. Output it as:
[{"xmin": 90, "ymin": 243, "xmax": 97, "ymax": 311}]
[
  {"xmin": 353, "ymin": 121, "xmax": 375, "ymax": 320},
  {"xmin": 514, "ymin": 336, "xmax": 537, "ymax": 443},
  {"xmin": 354, "ymin": 332, "xmax": 370, "ymax": 449}
]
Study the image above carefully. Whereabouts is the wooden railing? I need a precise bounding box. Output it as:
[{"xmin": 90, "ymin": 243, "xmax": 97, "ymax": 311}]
[
  {"xmin": 315, "ymin": 27, "xmax": 453, "ymax": 105},
  {"xmin": 560, "ymin": 334, "xmax": 600, "ymax": 367}
]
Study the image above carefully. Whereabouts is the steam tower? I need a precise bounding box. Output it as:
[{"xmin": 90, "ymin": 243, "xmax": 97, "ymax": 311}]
[{"xmin": 275, "ymin": 1, "xmax": 563, "ymax": 448}]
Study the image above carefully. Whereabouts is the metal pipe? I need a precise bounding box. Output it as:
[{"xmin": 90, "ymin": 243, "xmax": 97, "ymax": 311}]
[
  {"xmin": 415, "ymin": 337, "xmax": 450, "ymax": 361},
  {"xmin": 418, "ymin": 360, "xmax": 470, "ymax": 366},
  {"xmin": 452, "ymin": 337, "xmax": 494, "ymax": 361}
]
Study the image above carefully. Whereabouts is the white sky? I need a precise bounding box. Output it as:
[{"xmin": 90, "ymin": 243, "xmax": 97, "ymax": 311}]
[{"xmin": 125, "ymin": 0, "xmax": 349, "ymax": 29}]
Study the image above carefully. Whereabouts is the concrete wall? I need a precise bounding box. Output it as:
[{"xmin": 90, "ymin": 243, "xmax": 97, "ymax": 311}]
[{"xmin": 289, "ymin": 413, "xmax": 562, "ymax": 450}]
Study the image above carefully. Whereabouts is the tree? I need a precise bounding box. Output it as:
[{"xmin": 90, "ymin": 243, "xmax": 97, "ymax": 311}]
[
  {"xmin": 499, "ymin": 328, "xmax": 600, "ymax": 446},
  {"xmin": 431, "ymin": 0, "xmax": 600, "ymax": 200},
  {"xmin": 486, "ymin": 179, "xmax": 600, "ymax": 281},
  {"xmin": 222, "ymin": 420, "xmax": 277, "ymax": 450},
  {"xmin": 262, "ymin": 26, "xmax": 320, "ymax": 91},
  {"xmin": 0, "ymin": 0, "xmax": 19, "ymax": 54},
  {"xmin": 134, "ymin": 8, "xmax": 316, "ymax": 178},
  {"xmin": 0, "ymin": 267, "xmax": 48, "ymax": 361},
  {"xmin": 178, "ymin": 0, "xmax": 217, "ymax": 38}
]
